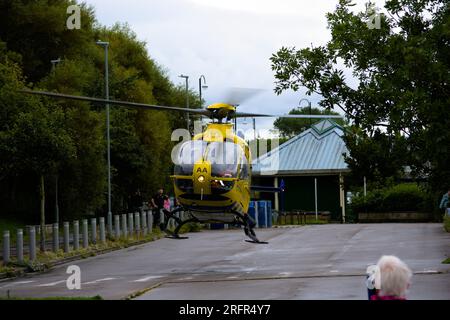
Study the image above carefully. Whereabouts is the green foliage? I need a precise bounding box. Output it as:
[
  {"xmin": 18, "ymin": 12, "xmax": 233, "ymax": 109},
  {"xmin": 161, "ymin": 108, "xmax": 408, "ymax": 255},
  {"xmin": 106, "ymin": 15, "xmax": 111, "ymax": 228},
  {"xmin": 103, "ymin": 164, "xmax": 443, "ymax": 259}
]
[
  {"xmin": 343, "ymin": 127, "xmax": 409, "ymax": 187},
  {"xmin": 350, "ymin": 183, "xmax": 433, "ymax": 214},
  {"xmin": 271, "ymin": 0, "xmax": 450, "ymax": 201},
  {"xmin": 179, "ymin": 222, "xmax": 203, "ymax": 233},
  {"xmin": 274, "ymin": 106, "xmax": 344, "ymax": 138}
]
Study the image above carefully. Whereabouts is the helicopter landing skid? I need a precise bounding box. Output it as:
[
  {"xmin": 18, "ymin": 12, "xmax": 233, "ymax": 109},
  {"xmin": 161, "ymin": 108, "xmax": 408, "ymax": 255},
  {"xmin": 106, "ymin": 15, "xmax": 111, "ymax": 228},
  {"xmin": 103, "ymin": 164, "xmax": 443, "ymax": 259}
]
[
  {"xmin": 245, "ymin": 240, "xmax": 269, "ymax": 244},
  {"xmin": 165, "ymin": 235, "xmax": 189, "ymax": 240},
  {"xmin": 235, "ymin": 211, "xmax": 269, "ymax": 244},
  {"xmin": 161, "ymin": 208, "xmax": 197, "ymax": 240}
]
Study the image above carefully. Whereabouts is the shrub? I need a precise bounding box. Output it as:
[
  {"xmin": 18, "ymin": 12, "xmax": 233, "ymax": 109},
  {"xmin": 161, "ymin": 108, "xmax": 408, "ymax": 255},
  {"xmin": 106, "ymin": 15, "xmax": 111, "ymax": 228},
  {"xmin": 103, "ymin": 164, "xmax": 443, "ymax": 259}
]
[{"xmin": 350, "ymin": 183, "xmax": 433, "ymax": 214}]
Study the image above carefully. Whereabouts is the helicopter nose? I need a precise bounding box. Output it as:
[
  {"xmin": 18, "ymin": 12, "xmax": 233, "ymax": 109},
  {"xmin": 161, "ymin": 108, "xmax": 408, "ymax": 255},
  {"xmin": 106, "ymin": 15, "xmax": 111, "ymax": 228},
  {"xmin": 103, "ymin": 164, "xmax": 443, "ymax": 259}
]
[{"xmin": 193, "ymin": 161, "xmax": 212, "ymax": 195}]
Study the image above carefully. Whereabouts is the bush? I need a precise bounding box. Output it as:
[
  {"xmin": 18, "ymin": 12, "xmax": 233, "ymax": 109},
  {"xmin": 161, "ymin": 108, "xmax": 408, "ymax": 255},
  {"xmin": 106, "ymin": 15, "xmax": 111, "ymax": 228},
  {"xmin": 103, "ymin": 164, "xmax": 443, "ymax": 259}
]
[{"xmin": 350, "ymin": 183, "xmax": 433, "ymax": 214}]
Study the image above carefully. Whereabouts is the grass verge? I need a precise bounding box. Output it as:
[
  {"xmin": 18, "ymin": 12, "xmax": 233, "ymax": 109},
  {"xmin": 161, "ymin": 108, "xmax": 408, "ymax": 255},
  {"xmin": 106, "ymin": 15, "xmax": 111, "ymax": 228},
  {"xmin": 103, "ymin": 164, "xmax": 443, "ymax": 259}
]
[
  {"xmin": 0, "ymin": 295, "xmax": 103, "ymax": 300},
  {"xmin": 444, "ymin": 214, "xmax": 450, "ymax": 233}
]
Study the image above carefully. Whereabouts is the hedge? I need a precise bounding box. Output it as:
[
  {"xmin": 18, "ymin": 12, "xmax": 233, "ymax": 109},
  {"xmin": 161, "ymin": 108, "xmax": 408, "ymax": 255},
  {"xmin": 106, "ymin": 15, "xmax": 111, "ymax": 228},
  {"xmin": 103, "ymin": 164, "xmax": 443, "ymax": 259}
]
[{"xmin": 350, "ymin": 183, "xmax": 433, "ymax": 214}]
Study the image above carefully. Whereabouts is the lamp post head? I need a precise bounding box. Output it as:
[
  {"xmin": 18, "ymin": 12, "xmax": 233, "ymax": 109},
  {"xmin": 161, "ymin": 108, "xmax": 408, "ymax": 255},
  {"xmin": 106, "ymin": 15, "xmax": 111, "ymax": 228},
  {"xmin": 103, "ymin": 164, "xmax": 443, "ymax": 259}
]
[
  {"xmin": 298, "ymin": 98, "xmax": 311, "ymax": 107},
  {"xmin": 179, "ymin": 74, "xmax": 189, "ymax": 79},
  {"xmin": 96, "ymin": 40, "xmax": 109, "ymax": 47}
]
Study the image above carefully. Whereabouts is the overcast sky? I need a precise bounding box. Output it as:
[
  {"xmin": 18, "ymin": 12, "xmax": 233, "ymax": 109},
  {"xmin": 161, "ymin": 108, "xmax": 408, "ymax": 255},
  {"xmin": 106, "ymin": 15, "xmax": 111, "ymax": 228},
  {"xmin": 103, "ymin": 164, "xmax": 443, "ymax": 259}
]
[{"xmin": 85, "ymin": 0, "xmax": 385, "ymax": 136}]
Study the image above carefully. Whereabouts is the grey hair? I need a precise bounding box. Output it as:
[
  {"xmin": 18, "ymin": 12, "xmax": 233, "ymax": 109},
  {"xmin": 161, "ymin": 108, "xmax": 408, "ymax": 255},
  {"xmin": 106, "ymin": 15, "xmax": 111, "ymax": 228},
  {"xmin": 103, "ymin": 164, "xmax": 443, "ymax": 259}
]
[{"xmin": 377, "ymin": 255, "xmax": 412, "ymax": 298}]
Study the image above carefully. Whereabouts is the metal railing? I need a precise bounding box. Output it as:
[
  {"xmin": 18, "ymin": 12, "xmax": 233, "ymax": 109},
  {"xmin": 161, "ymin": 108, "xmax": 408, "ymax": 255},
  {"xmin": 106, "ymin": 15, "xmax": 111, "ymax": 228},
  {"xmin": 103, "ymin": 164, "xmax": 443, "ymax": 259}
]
[{"xmin": 1, "ymin": 210, "xmax": 158, "ymax": 265}]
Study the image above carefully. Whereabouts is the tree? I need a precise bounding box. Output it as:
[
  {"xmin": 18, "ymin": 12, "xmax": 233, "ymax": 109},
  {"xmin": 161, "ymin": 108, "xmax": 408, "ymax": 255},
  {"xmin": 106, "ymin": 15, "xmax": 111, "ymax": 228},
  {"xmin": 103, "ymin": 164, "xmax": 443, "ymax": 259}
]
[
  {"xmin": 274, "ymin": 106, "xmax": 344, "ymax": 138},
  {"xmin": 0, "ymin": 86, "xmax": 76, "ymax": 250},
  {"xmin": 0, "ymin": 0, "xmax": 96, "ymax": 82},
  {"xmin": 0, "ymin": 1, "xmax": 207, "ymax": 225},
  {"xmin": 271, "ymin": 0, "xmax": 449, "ymax": 199}
]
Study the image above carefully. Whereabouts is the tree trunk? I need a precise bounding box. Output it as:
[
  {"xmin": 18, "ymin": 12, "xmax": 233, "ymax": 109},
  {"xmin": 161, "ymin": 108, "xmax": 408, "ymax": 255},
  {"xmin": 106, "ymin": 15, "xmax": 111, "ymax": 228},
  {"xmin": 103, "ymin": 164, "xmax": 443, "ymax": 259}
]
[{"xmin": 39, "ymin": 174, "xmax": 46, "ymax": 252}]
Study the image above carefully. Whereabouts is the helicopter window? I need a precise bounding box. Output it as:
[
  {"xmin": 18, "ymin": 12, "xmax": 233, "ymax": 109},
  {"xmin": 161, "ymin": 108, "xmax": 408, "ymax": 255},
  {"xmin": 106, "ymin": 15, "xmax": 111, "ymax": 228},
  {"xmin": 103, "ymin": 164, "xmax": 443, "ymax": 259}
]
[
  {"xmin": 239, "ymin": 153, "xmax": 249, "ymax": 179},
  {"xmin": 174, "ymin": 140, "xmax": 207, "ymax": 175},
  {"xmin": 205, "ymin": 142, "xmax": 243, "ymax": 178}
]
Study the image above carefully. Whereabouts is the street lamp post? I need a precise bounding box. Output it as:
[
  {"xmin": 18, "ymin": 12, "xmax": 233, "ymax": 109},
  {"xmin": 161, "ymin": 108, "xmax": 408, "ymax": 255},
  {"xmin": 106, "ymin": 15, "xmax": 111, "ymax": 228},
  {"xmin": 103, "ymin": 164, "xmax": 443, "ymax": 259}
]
[
  {"xmin": 96, "ymin": 40, "xmax": 112, "ymax": 235},
  {"xmin": 198, "ymin": 75, "xmax": 208, "ymax": 106},
  {"xmin": 50, "ymin": 58, "xmax": 61, "ymax": 71},
  {"xmin": 50, "ymin": 58, "xmax": 62, "ymax": 224},
  {"xmin": 299, "ymin": 98, "xmax": 312, "ymax": 127},
  {"xmin": 198, "ymin": 75, "xmax": 208, "ymax": 126},
  {"xmin": 179, "ymin": 75, "xmax": 189, "ymax": 130}
]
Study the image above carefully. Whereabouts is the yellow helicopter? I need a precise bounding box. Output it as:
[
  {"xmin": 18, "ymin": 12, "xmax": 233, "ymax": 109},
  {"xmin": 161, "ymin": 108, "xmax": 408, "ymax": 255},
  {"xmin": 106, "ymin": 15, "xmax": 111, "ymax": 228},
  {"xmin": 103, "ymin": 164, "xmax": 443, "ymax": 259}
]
[{"xmin": 21, "ymin": 89, "xmax": 342, "ymax": 243}]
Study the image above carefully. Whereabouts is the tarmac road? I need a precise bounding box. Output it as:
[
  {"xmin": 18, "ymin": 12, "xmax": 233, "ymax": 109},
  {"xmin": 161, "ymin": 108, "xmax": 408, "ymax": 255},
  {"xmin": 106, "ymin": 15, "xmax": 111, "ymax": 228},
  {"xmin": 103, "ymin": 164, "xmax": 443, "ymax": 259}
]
[{"xmin": 0, "ymin": 223, "xmax": 449, "ymax": 300}]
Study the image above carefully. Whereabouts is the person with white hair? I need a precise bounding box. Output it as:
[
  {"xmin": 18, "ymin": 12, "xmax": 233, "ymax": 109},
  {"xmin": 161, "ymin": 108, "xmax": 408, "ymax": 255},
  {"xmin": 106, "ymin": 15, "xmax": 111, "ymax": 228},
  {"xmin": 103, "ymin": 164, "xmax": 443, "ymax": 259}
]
[{"xmin": 370, "ymin": 255, "xmax": 413, "ymax": 300}]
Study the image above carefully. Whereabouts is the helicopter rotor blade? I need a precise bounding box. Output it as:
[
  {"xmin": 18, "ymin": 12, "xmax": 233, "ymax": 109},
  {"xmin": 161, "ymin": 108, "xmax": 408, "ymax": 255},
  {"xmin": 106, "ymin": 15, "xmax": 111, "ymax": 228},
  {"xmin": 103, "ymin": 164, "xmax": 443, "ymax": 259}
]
[
  {"xmin": 234, "ymin": 111, "xmax": 344, "ymax": 119},
  {"xmin": 222, "ymin": 87, "xmax": 264, "ymax": 106},
  {"xmin": 20, "ymin": 89, "xmax": 210, "ymax": 116}
]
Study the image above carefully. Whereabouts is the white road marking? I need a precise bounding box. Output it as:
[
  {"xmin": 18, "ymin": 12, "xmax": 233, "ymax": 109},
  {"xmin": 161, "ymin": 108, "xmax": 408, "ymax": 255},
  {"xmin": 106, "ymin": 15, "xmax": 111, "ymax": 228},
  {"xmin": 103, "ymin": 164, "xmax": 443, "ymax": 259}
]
[
  {"xmin": 132, "ymin": 276, "xmax": 163, "ymax": 282},
  {"xmin": 0, "ymin": 280, "xmax": 35, "ymax": 289},
  {"xmin": 420, "ymin": 270, "xmax": 438, "ymax": 274},
  {"xmin": 37, "ymin": 280, "xmax": 66, "ymax": 287},
  {"xmin": 177, "ymin": 276, "xmax": 194, "ymax": 281},
  {"xmin": 83, "ymin": 277, "xmax": 117, "ymax": 285},
  {"xmin": 226, "ymin": 276, "xmax": 239, "ymax": 279},
  {"xmin": 330, "ymin": 270, "xmax": 339, "ymax": 273}
]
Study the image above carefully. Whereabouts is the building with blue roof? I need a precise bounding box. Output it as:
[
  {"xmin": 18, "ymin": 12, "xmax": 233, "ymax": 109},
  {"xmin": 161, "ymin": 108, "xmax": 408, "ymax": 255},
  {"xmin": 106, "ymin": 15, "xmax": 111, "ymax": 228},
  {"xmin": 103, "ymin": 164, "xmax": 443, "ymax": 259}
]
[{"xmin": 252, "ymin": 119, "xmax": 350, "ymax": 222}]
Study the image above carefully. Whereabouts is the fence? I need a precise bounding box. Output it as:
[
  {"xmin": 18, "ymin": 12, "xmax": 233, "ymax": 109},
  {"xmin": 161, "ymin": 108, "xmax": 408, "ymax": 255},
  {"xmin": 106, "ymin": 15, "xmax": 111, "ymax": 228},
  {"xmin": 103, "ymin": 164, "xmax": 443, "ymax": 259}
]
[
  {"xmin": 274, "ymin": 210, "xmax": 331, "ymax": 225},
  {"xmin": 1, "ymin": 210, "xmax": 158, "ymax": 266}
]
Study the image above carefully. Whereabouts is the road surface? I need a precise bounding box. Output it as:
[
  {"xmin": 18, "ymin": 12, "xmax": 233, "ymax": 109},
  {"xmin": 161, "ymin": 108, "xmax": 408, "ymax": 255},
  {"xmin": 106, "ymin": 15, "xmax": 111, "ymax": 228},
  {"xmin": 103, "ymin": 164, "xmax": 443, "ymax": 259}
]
[{"xmin": 0, "ymin": 223, "xmax": 449, "ymax": 300}]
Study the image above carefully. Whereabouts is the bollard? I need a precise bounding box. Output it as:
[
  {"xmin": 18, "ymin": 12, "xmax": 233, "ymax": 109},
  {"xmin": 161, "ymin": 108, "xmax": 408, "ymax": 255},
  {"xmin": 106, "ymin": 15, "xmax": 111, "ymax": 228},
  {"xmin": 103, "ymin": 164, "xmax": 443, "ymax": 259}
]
[
  {"xmin": 16, "ymin": 229, "xmax": 24, "ymax": 264},
  {"xmin": 2, "ymin": 231, "xmax": 10, "ymax": 265},
  {"xmin": 141, "ymin": 212, "xmax": 147, "ymax": 236},
  {"xmin": 53, "ymin": 223, "xmax": 59, "ymax": 253},
  {"xmin": 159, "ymin": 209, "xmax": 164, "ymax": 228},
  {"xmin": 128, "ymin": 213, "xmax": 134, "ymax": 237},
  {"xmin": 29, "ymin": 226, "xmax": 36, "ymax": 261},
  {"xmin": 99, "ymin": 217, "xmax": 106, "ymax": 244},
  {"xmin": 147, "ymin": 211, "xmax": 153, "ymax": 232},
  {"xmin": 107, "ymin": 211, "xmax": 112, "ymax": 236},
  {"xmin": 135, "ymin": 212, "xmax": 140, "ymax": 237},
  {"xmin": 82, "ymin": 219, "xmax": 88, "ymax": 248},
  {"xmin": 73, "ymin": 220, "xmax": 79, "ymax": 251},
  {"xmin": 114, "ymin": 215, "xmax": 120, "ymax": 239},
  {"xmin": 122, "ymin": 214, "xmax": 128, "ymax": 238},
  {"xmin": 63, "ymin": 222, "xmax": 70, "ymax": 253},
  {"xmin": 91, "ymin": 218, "xmax": 97, "ymax": 244}
]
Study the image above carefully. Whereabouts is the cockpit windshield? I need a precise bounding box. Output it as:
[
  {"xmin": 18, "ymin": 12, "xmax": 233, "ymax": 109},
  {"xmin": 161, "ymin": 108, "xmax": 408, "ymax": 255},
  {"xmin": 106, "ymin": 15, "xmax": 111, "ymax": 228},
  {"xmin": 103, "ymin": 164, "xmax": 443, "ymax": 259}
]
[
  {"xmin": 173, "ymin": 140, "xmax": 245, "ymax": 178},
  {"xmin": 205, "ymin": 142, "xmax": 243, "ymax": 178},
  {"xmin": 173, "ymin": 140, "xmax": 207, "ymax": 175}
]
